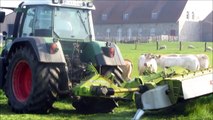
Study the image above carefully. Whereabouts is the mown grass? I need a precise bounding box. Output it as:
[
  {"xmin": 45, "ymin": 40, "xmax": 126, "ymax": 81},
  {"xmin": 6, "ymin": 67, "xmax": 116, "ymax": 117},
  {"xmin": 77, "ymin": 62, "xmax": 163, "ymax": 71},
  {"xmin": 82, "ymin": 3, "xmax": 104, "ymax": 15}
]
[{"xmin": 0, "ymin": 41, "xmax": 213, "ymax": 120}]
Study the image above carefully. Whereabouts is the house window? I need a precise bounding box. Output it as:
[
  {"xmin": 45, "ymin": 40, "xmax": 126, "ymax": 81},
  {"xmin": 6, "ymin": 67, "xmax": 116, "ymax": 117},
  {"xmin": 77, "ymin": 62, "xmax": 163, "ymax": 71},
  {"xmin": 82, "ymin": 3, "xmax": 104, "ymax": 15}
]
[
  {"xmin": 186, "ymin": 11, "xmax": 189, "ymax": 19},
  {"xmin": 128, "ymin": 28, "xmax": 132, "ymax": 41},
  {"xmin": 106, "ymin": 28, "xmax": 111, "ymax": 39},
  {"xmin": 170, "ymin": 29, "xmax": 176, "ymax": 36},
  {"xmin": 123, "ymin": 13, "xmax": 129, "ymax": 21},
  {"xmin": 150, "ymin": 28, "xmax": 155, "ymax": 36},
  {"xmin": 151, "ymin": 12, "xmax": 158, "ymax": 20},
  {"xmin": 117, "ymin": 28, "xmax": 122, "ymax": 41},
  {"xmin": 138, "ymin": 28, "xmax": 142, "ymax": 37},
  {"xmin": 192, "ymin": 12, "xmax": 195, "ymax": 20},
  {"xmin": 102, "ymin": 14, "xmax": 107, "ymax": 21},
  {"xmin": 8, "ymin": 24, "xmax": 14, "ymax": 36}
]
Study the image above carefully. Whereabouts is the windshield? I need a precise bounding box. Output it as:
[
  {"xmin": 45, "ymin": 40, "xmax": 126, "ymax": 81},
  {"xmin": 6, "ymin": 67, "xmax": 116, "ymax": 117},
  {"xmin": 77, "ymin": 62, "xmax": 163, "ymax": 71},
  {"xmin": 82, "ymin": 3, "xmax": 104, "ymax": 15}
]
[{"xmin": 54, "ymin": 7, "xmax": 90, "ymax": 40}]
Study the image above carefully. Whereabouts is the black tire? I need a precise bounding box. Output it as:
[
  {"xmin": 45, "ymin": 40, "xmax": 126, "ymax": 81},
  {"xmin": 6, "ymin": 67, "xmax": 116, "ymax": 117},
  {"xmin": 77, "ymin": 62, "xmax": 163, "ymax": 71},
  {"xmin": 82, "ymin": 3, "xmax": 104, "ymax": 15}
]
[
  {"xmin": 5, "ymin": 46, "xmax": 60, "ymax": 113},
  {"xmin": 72, "ymin": 97, "xmax": 118, "ymax": 114},
  {"xmin": 101, "ymin": 66, "xmax": 124, "ymax": 86}
]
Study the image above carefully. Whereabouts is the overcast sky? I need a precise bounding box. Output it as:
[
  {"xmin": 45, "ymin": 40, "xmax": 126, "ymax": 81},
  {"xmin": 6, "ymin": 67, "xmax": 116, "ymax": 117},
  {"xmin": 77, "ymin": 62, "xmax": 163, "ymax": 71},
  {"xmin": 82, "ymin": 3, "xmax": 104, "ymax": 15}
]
[
  {"xmin": 0, "ymin": 0, "xmax": 22, "ymax": 7},
  {"xmin": 0, "ymin": 0, "xmax": 22, "ymax": 14}
]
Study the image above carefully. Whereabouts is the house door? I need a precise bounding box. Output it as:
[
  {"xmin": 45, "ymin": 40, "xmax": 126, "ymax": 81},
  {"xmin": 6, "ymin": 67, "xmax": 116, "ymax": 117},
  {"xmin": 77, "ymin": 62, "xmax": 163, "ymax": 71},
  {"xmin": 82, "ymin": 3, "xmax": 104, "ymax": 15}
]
[
  {"xmin": 170, "ymin": 29, "xmax": 176, "ymax": 36},
  {"xmin": 128, "ymin": 28, "xmax": 132, "ymax": 41},
  {"xmin": 117, "ymin": 28, "xmax": 122, "ymax": 42}
]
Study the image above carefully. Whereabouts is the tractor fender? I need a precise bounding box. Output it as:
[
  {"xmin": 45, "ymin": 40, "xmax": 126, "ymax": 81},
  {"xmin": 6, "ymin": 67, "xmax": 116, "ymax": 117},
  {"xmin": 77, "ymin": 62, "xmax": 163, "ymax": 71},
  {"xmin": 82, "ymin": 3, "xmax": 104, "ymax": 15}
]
[
  {"xmin": 7, "ymin": 37, "xmax": 66, "ymax": 63},
  {"xmin": 81, "ymin": 41, "xmax": 125, "ymax": 66},
  {"xmin": 99, "ymin": 42, "xmax": 125, "ymax": 66}
]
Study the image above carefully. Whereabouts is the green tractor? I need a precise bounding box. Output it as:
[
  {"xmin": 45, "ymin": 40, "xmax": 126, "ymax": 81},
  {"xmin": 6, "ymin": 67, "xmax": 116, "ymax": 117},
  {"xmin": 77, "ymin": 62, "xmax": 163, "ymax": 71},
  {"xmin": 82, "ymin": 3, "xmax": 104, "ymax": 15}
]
[{"xmin": 0, "ymin": 0, "xmax": 143, "ymax": 113}]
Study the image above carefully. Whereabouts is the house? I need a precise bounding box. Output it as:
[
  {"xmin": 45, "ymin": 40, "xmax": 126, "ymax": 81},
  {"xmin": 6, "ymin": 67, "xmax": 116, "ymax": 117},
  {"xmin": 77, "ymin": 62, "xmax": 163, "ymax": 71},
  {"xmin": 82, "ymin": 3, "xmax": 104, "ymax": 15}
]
[
  {"xmin": 0, "ymin": 0, "xmax": 212, "ymax": 42},
  {"xmin": 93, "ymin": 0, "xmax": 213, "ymax": 42},
  {"xmin": 201, "ymin": 11, "xmax": 213, "ymax": 42},
  {"xmin": 0, "ymin": 12, "xmax": 16, "ymax": 37},
  {"xmin": 178, "ymin": 0, "xmax": 212, "ymax": 41}
]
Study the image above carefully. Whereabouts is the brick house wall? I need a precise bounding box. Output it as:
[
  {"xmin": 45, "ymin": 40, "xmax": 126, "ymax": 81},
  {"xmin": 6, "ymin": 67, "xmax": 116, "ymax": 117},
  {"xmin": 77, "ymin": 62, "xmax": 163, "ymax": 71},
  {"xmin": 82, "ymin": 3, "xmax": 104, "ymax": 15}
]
[
  {"xmin": 0, "ymin": 12, "xmax": 16, "ymax": 37},
  {"xmin": 93, "ymin": 0, "xmax": 212, "ymax": 42},
  {"xmin": 95, "ymin": 22, "xmax": 179, "ymax": 42}
]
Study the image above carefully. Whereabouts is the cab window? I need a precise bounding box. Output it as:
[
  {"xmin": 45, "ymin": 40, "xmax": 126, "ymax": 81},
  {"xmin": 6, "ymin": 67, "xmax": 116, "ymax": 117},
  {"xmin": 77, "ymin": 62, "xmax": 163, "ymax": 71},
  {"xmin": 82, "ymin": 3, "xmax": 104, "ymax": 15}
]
[{"xmin": 22, "ymin": 6, "xmax": 52, "ymax": 37}]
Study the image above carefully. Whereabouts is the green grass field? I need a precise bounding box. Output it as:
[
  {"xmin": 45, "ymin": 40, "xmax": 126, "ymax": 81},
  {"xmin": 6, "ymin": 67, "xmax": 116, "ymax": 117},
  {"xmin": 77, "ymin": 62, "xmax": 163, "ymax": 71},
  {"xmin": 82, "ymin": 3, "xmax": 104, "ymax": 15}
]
[{"xmin": 0, "ymin": 41, "xmax": 213, "ymax": 120}]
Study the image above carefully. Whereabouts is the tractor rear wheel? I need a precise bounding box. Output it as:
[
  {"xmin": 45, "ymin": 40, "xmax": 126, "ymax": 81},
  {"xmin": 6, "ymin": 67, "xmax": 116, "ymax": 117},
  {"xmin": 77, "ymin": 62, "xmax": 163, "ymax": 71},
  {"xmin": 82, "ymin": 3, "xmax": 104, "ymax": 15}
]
[
  {"xmin": 5, "ymin": 46, "xmax": 60, "ymax": 113},
  {"xmin": 101, "ymin": 66, "xmax": 124, "ymax": 86}
]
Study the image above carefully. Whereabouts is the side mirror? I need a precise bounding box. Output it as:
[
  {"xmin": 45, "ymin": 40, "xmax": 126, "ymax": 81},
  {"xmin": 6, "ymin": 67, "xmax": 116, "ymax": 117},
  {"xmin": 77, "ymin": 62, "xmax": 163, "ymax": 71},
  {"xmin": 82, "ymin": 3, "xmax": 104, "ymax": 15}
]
[{"xmin": 0, "ymin": 11, "xmax": 6, "ymax": 23}]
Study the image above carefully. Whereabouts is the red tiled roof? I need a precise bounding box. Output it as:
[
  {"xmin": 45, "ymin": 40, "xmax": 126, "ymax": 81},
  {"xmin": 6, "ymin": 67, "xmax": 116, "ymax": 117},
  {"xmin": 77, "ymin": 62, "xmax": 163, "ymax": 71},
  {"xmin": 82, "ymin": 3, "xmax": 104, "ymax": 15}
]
[{"xmin": 93, "ymin": 0, "xmax": 187, "ymax": 24}]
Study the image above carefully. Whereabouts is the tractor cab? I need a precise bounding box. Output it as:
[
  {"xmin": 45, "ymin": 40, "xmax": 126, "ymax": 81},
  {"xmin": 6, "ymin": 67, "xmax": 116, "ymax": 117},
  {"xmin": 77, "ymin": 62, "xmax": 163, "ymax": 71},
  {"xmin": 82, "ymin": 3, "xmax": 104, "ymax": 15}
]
[
  {"xmin": 22, "ymin": 1, "xmax": 95, "ymax": 41},
  {"xmin": 1, "ymin": 0, "xmax": 95, "ymax": 41}
]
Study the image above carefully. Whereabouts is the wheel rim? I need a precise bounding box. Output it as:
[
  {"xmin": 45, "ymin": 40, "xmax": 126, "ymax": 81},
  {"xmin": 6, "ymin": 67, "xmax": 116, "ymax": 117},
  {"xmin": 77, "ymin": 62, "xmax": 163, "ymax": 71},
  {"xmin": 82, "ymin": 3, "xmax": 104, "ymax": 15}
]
[{"xmin": 12, "ymin": 60, "xmax": 32, "ymax": 102}]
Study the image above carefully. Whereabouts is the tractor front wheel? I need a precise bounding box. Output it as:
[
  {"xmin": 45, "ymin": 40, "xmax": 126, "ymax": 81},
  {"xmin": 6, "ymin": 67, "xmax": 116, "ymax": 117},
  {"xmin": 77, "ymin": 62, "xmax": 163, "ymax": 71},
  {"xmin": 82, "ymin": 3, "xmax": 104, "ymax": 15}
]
[{"xmin": 5, "ymin": 46, "xmax": 60, "ymax": 113}]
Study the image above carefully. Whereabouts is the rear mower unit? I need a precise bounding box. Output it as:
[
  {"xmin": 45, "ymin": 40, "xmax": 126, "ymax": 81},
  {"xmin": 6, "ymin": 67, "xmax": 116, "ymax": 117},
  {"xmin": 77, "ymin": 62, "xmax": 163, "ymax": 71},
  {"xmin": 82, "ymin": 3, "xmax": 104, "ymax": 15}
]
[{"xmin": 133, "ymin": 68, "xmax": 213, "ymax": 119}]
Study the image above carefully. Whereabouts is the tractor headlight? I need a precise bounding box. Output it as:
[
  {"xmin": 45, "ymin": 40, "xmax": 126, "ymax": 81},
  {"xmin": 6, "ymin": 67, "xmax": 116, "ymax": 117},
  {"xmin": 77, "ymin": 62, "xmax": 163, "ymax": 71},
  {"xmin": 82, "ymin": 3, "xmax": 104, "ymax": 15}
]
[
  {"xmin": 52, "ymin": 0, "xmax": 59, "ymax": 4},
  {"xmin": 87, "ymin": 2, "xmax": 93, "ymax": 7},
  {"xmin": 52, "ymin": 0, "xmax": 63, "ymax": 4}
]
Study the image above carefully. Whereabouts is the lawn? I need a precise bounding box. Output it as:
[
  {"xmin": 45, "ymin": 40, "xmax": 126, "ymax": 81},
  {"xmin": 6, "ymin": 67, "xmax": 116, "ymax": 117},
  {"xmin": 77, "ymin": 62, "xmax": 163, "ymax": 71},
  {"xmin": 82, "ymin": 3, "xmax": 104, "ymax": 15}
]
[{"xmin": 0, "ymin": 41, "xmax": 213, "ymax": 120}]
